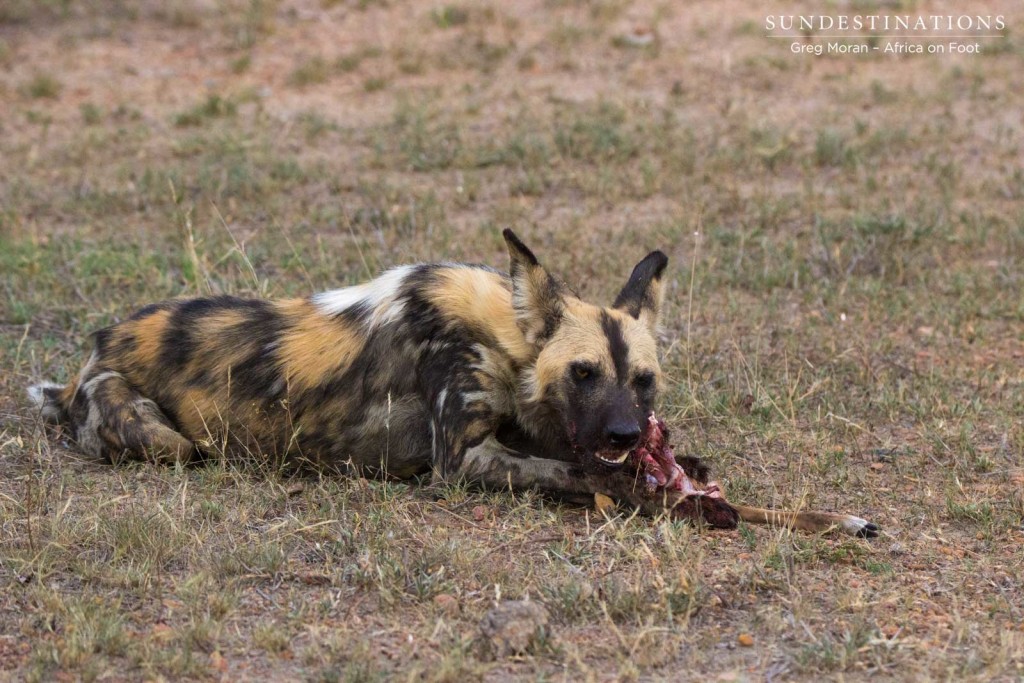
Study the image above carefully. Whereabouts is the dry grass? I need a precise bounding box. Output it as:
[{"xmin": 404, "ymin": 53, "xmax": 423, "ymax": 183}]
[{"xmin": 2, "ymin": 0, "xmax": 1024, "ymax": 680}]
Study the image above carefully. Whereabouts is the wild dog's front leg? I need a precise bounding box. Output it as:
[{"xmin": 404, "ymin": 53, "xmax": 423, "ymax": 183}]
[
  {"xmin": 439, "ymin": 434, "xmax": 688, "ymax": 517},
  {"xmin": 448, "ymin": 434, "xmax": 585, "ymax": 494}
]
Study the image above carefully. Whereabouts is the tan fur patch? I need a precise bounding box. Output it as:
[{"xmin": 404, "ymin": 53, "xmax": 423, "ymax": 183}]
[
  {"xmin": 189, "ymin": 310, "xmax": 274, "ymax": 392},
  {"xmin": 275, "ymin": 299, "xmax": 366, "ymax": 392},
  {"xmin": 58, "ymin": 381, "xmax": 79, "ymax": 412},
  {"xmin": 618, "ymin": 311, "xmax": 660, "ymax": 374},
  {"xmin": 429, "ymin": 268, "xmax": 534, "ymax": 363},
  {"xmin": 129, "ymin": 309, "xmax": 172, "ymax": 370},
  {"xmin": 531, "ymin": 300, "xmax": 607, "ymax": 400},
  {"xmin": 179, "ymin": 387, "xmax": 223, "ymax": 441}
]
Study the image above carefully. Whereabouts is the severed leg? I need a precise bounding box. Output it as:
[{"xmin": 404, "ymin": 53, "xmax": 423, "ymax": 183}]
[{"xmin": 632, "ymin": 414, "xmax": 879, "ymax": 537}]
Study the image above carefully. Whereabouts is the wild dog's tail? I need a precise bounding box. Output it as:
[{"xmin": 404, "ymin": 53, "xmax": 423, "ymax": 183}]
[
  {"xmin": 732, "ymin": 504, "xmax": 880, "ymax": 538},
  {"xmin": 27, "ymin": 381, "xmax": 70, "ymax": 423}
]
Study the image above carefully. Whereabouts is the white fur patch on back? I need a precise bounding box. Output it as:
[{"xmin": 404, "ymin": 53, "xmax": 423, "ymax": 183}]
[{"xmin": 312, "ymin": 265, "xmax": 415, "ymax": 328}]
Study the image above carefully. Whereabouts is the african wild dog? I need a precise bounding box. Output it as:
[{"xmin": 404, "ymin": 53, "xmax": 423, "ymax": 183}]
[{"xmin": 29, "ymin": 230, "xmax": 878, "ymax": 537}]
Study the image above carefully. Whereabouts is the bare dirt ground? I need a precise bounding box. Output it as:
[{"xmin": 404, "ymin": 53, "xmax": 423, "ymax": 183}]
[{"xmin": 2, "ymin": 1, "xmax": 1023, "ymax": 680}]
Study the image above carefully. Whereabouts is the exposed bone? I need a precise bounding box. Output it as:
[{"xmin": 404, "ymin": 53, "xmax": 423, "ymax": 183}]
[{"xmin": 628, "ymin": 414, "xmax": 737, "ymax": 528}]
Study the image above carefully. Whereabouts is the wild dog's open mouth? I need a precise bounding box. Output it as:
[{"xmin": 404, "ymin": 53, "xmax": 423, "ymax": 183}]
[{"xmin": 592, "ymin": 450, "xmax": 630, "ymax": 467}]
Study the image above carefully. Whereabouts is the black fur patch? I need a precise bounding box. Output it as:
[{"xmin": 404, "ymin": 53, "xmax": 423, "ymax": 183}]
[
  {"xmin": 230, "ymin": 344, "xmax": 284, "ymax": 401},
  {"xmin": 614, "ymin": 251, "xmax": 668, "ymax": 319},
  {"xmin": 503, "ymin": 229, "xmax": 539, "ymax": 267},
  {"xmin": 162, "ymin": 296, "xmax": 279, "ymax": 370},
  {"xmin": 129, "ymin": 302, "xmax": 169, "ymax": 321},
  {"xmin": 329, "ymin": 300, "xmax": 372, "ymax": 327},
  {"xmin": 161, "ymin": 297, "xmax": 221, "ymax": 369},
  {"xmin": 600, "ymin": 312, "xmax": 629, "ymax": 384},
  {"xmin": 93, "ymin": 327, "xmax": 113, "ymax": 356}
]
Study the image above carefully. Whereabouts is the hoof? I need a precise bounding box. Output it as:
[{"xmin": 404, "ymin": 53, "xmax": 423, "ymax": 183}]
[{"xmin": 853, "ymin": 520, "xmax": 881, "ymax": 539}]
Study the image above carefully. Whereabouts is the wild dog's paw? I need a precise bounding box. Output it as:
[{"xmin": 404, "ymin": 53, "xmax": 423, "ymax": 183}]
[{"xmin": 671, "ymin": 494, "xmax": 740, "ymax": 529}]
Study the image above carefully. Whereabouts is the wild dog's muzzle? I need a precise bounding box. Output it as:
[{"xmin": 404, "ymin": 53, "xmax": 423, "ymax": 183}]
[
  {"xmin": 592, "ymin": 448, "xmax": 632, "ymax": 466},
  {"xmin": 588, "ymin": 416, "xmax": 643, "ymax": 467}
]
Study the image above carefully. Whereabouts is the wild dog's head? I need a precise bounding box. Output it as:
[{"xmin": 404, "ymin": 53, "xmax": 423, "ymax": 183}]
[{"xmin": 505, "ymin": 229, "xmax": 667, "ymax": 471}]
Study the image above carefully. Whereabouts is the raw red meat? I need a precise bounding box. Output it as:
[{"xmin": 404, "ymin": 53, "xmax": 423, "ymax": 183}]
[{"xmin": 629, "ymin": 415, "xmax": 738, "ymax": 529}]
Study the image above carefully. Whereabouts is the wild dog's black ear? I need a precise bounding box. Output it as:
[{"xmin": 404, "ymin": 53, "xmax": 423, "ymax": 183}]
[
  {"xmin": 613, "ymin": 250, "xmax": 668, "ymax": 333},
  {"xmin": 503, "ymin": 229, "xmax": 564, "ymax": 347}
]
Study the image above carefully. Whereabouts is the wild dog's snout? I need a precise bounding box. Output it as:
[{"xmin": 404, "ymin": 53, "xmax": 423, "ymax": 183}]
[
  {"xmin": 601, "ymin": 386, "xmax": 644, "ymax": 450},
  {"xmin": 604, "ymin": 420, "xmax": 641, "ymax": 449}
]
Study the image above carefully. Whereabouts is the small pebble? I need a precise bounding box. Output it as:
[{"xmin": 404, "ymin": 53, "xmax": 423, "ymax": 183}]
[
  {"xmin": 479, "ymin": 600, "xmax": 550, "ymax": 658},
  {"xmin": 434, "ymin": 593, "xmax": 459, "ymax": 617}
]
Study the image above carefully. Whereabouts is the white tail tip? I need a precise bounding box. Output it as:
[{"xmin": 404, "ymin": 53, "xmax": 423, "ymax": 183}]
[{"xmin": 27, "ymin": 382, "xmax": 65, "ymax": 422}]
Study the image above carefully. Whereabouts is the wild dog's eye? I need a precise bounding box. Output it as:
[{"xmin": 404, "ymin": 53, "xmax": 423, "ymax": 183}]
[
  {"xmin": 571, "ymin": 363, "xmax": 597, "ymax": 381},
  {"xmin": 634, "ymin": 372, "xmax": 655, "ymax": 390}
]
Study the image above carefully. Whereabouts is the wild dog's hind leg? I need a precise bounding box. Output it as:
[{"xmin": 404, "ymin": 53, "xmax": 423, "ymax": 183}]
[{"xmin": 68, "ymin": 371, "xmax": 195, "ymax": 464}]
